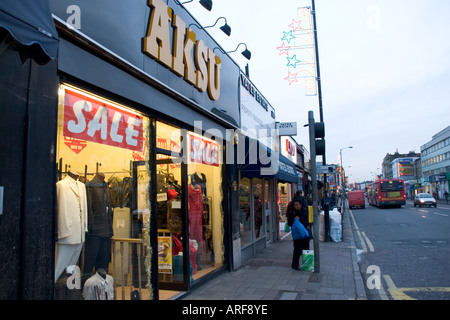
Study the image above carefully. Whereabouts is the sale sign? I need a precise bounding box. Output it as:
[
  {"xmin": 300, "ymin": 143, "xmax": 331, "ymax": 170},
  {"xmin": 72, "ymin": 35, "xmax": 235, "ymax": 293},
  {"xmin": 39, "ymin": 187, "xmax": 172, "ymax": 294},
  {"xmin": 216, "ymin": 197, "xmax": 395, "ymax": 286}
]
[
  {"xmin": 63, "ymin": 88, "xmax": 144, "ymax": 152},
  {"xmin": 64, "ymin": 136, "xmax": 87, "ymax": 155},
  {"xmin": 190, "ymin": 134, "xmax": 219, "ymax": 166}
]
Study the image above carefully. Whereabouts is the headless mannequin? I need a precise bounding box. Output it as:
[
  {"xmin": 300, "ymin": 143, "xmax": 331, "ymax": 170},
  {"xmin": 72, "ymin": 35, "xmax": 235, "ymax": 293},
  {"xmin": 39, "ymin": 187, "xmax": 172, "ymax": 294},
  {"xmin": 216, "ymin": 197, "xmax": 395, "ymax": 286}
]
[
  {"xmin": 97, "ymin": 268, "xmax": 107, "ymax": 279},
  {"xmin": 67, "ymin": 170, "xmax": 80, "ymax": 180}
]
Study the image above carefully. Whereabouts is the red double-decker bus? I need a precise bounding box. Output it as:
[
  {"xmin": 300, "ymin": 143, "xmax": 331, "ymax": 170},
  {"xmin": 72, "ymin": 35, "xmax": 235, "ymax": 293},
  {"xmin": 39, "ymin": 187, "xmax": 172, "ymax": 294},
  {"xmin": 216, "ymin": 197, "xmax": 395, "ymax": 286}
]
[{"xmin": 367, "ymin": 179, "xmax": 406, "ymax": 208}]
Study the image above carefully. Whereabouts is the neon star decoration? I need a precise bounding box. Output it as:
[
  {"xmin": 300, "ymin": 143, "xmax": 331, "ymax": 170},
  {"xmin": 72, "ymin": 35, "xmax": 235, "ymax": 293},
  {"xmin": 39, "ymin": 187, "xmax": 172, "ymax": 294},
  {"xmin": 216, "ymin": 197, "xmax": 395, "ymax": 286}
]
[
  {"xmin": 288, "ymin": 19, "xmax": 302, "ymax": 31},
  {"xmin": 287, "ymin": 55, "xmax": 301, "ymax": 68},
  {"xmin": 276, "ymin": 6, "xmax": 317, "ymax": 95},
  {"xmin": 277, "ymin": 43, "xmax": 291, "ymax": 56},
  {"xmin": 281, "ymin": 30, "xmax": 295, "ymax": 44},
  {"xmin": 284, "ymin": 72, "xmax": 299, "ymax": 86}
]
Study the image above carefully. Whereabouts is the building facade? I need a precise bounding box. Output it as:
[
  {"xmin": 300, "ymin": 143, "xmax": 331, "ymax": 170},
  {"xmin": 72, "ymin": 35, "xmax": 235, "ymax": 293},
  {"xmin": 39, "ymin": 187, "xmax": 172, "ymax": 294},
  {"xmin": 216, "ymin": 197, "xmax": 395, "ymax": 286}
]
[
  {"xmin": 0, "ymin": 0, "xmax": 301, "ymax": 300},
  {"xmin": 420, "ymin": 126, "xmax": 450, "ymax": 199}
]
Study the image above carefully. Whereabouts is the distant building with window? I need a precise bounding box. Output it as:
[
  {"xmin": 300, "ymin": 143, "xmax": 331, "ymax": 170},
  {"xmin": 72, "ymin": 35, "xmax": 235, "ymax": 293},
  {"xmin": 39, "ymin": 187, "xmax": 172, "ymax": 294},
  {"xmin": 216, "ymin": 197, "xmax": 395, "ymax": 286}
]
[
  {"xmin": 381, "ymin": 151, "xmax": 421, "ymax": 199},
  {"xmin": 420, "ymin": 126, "xmax": 450, "ymax": 199},
  {"xmin": 381, "ymin": 151, "xmax": 420, "ymax": 179}
]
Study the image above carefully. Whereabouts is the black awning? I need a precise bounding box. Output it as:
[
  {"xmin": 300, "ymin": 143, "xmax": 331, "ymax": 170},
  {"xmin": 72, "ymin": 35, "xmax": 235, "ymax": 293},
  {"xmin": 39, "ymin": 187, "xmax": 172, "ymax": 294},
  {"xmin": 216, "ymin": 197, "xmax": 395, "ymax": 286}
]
[
  {"xmin": 238, "ymin": 137, "xmax": 299, "ymax": 183},
  {"xmin": 0, "ymin": 0, "xmax": 58, "ymax": 65}
]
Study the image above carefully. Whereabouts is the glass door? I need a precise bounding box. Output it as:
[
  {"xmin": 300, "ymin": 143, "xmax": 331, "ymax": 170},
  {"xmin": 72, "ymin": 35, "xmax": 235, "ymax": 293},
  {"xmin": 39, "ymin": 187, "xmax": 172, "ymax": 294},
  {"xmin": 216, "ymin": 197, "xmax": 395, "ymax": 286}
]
[
  {"xmin": 155, "ymin": 154, "xmax": 188, "ymax": 292},
  {"xmin": 264, "ymin": 180, "xmax": 273, "ymax": 244}
]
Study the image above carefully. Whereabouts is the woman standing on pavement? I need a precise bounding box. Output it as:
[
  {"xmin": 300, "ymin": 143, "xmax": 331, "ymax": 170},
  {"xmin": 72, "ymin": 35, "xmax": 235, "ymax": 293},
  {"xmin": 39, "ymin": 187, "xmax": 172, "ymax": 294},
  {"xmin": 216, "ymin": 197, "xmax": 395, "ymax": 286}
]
[{"xmin": 287, "ymin": 196, "xmax": 311, "ymax": 270}]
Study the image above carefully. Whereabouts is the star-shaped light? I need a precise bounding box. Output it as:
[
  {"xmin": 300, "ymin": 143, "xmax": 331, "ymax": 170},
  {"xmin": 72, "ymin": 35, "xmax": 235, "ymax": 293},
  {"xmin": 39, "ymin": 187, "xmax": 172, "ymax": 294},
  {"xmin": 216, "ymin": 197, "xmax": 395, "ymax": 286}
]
[
  {"xmin": 287, "ymin": 55, "xmax": 301, "ymax": 68},
  {"xmin": 284, "ymin": 72, "xmax": 299, "ymax": 86},
  {"xmin": 288, "ymin": 19, "xmax": 302, "ymax": 31},
  {"xmin": 276, "ymin": 42, "xmax": 291, "ymax": 56},
  {"xmin": 281, "ymin": 30, "xmax": 295, "ymax": 44}
]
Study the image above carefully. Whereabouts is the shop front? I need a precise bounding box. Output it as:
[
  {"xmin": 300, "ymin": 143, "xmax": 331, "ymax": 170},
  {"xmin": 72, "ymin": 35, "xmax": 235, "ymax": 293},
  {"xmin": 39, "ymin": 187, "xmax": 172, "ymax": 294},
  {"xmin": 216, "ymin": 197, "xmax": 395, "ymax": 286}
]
[
  {"xmin": 278, "ymin": 136, "xmax": 299, "ymax": 233},
  {"xmin": 50, "ymin": 0, "xmax": 243, "ymax": 300},
  {"xmin": 238, "ymin": 140, "xmax": 299, "ymax": 264},
  {"xmin": 54, "ymin": 85, "xmax": 229, "ymax": 300},
  {"xmin": 234, "ymin": 73, "xmax": 299, "ymax": 267},
  {"xmin": 1, "ymin": 0, "xmax": 242, "ymax": 300}
]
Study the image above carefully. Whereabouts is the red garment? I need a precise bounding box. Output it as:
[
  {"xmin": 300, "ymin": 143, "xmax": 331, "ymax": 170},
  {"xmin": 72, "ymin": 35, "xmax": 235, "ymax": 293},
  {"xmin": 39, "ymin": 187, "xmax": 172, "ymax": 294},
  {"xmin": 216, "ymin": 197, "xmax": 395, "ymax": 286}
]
[
  {"xmin": 167, "ymin": 188, "xmax": 178, "ymax": 200},
  {"xmin": 188, "ymin": 184, "xmax": 203, "ymax": 254}
]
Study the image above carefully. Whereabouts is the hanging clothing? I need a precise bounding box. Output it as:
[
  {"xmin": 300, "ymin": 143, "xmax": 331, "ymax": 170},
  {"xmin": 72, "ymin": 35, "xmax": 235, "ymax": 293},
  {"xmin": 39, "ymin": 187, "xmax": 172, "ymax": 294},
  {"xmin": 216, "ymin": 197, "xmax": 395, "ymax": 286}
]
[
  {"xmin": 55, "ymin": 243, "xmax": 83, "ymax": 282},
  {"xmin": 188, "ymin": 184, "xmax": 203, "ymax": 254},
  {"xmin": 84, "ymin": 174, "xmax": 113, "ymax": 275},
  {"xmin": 55, "ymin": 174, "xmax": 88, "ymax": 281},
  {"xmin": 191, "ymin": 172, "xmax": 207, "ymax": 197},
  {"xmin": 85, "ymin": 174, "xmax": 113, "ymax": 237},
  {"xmin": 56, "ymin": 175, "xmax": 88, "ymax": 244}
]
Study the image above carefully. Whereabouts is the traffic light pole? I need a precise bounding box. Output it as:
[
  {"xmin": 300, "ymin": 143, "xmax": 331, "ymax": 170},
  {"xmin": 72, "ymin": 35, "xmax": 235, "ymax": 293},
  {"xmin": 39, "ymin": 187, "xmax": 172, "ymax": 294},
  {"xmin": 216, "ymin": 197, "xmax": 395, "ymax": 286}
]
[
  {"xmin": 311, "ymin": 0, "xmax": 330, "ymax": 242},
  {"xmin": 308, "ymin": 111, "xmax": 320, "ymax": 273}
]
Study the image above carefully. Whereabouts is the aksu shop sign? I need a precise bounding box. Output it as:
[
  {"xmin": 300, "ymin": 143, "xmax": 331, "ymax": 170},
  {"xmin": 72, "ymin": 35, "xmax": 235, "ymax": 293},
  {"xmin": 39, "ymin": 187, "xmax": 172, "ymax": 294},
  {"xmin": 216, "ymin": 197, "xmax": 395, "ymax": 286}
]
[
  {"xmin": 63, "ymin": 88, "xmax": 144, "ymax": 152},
  {"xmin": 142, "ymin": 0, "xmax": 222, "ymax": 101}
]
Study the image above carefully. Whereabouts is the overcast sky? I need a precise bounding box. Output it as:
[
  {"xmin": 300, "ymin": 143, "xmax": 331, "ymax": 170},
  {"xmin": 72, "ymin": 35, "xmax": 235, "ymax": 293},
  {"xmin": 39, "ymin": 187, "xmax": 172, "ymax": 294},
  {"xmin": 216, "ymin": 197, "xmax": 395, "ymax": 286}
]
[{"xmin": 188, "ymin": 0, "xmax": 450, "ymax": 182}]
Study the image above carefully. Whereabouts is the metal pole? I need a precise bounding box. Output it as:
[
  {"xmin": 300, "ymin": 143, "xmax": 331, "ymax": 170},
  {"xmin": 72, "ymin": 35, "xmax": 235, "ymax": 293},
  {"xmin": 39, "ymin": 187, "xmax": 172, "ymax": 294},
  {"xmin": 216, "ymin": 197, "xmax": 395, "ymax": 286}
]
[
  {"xmin": 340, "ymin": 149, "xmax": 345, "ymax": 213},
  {"xmin": 311, "ymin": 0, "xmax": 329, "ymax": 241},
  {"xmin": 308, "ymin": 111, "xmax": 320, "ymax": 273},
  {"xmin": 311, "ymin": 0, "xmax": 323, "ymax": 124}
]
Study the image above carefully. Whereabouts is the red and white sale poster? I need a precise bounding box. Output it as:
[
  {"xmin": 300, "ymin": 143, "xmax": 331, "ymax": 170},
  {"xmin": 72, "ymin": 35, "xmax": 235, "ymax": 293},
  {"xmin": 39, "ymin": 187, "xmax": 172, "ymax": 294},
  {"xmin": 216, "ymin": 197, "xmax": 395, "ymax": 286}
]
[
  {"xmin": 190, "ymin": 134, "xmax": 219, "ymax": 166},
  {"xmin": 63, "ymin": 89, "xmax": 144, "ymax": 152}
]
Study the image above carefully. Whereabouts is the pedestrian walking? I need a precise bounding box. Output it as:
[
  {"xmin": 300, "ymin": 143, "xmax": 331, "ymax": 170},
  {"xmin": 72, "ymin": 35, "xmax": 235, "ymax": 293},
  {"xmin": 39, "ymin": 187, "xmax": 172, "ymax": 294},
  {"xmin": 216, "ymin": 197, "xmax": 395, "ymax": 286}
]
[
  {"xmin": 444, "ymin": 191, "xmax": 449, "ymax": 203},
  {"xmin": 287, "ymin": 196, "xmax": 310, "ymax": 270}
]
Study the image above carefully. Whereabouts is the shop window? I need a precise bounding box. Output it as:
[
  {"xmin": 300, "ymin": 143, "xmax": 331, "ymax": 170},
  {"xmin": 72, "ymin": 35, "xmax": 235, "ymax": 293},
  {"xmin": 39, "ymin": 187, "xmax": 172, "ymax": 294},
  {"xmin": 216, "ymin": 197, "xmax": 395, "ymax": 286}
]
[
  {"xmin": 253, "ymin": 178, "xmax": 264, "ymax": 238},
  {"xmin": 55, "ymin": 84, "xmax": 151, "ymax": 300},
  {"xmin": 186, "ymin": 131, "xmax": 224, "ymax": 281},
  {"xmin": 278, "ymin": 182, "xmax": 292, "ymax": 224},
  {"xmin": 239, "ymin": 177, "xmax": 267, "ymax": 245},
  {"xmin": 156, "ymin": 124, "xmax": 224, "ymax": 287},
  {"xmin": 54, "ymin": 85, "xmax": 224, "ymax": 300},
  {"xmin": 264, "ymin": 180, "xmax": 271, "ymax": 239},
  {"xmin": 239, "ymin": 177, "xmax": 251, "ymax": 246}
]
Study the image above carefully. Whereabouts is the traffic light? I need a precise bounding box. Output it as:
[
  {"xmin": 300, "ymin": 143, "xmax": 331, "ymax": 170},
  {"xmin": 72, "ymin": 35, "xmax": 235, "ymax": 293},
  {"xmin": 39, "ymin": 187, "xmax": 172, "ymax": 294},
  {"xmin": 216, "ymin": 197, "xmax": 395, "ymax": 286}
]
[{"xmin": 315, "ymin": 122, "xmax": 325, "ymax": 156}]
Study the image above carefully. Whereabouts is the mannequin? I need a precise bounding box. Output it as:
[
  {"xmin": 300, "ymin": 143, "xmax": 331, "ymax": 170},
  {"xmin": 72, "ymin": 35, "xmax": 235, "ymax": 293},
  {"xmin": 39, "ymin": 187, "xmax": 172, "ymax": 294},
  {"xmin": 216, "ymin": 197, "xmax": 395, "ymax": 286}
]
[
  {"xmin": 82, "ymin": 268, "xmax": 114, "ymax": 300},
  {"xmin": 188, "ymin": 182, "xmax": 203, "ymax": 254},
  {"xmin": 83, "ymin": 172, "xmax": 113, "ymax": 278},
  {"xmin": 55, "ymin": 171, "xmax": 88, "ymax": 281},
  {"xmin": 97, "ymin": 268, "xmax": 107, "ymax": 279}
]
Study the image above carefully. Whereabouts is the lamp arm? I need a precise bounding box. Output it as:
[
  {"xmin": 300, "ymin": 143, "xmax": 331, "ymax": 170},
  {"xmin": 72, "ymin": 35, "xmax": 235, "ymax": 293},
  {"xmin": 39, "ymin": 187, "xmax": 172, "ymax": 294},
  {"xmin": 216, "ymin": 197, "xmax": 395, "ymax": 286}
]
[
  {"xmin": 227, "ymin": 42, "xmax": 247, "ymax": 54},
  {"xmin": 205, "ymin": 17, "xmax": 227, "ymax": 29}
]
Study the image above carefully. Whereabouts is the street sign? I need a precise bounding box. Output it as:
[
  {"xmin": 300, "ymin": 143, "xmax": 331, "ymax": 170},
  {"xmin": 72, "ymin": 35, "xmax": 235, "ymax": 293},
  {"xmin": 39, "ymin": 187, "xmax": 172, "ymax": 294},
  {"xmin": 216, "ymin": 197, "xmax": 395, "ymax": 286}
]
[
  {"xmin": 276, "ymin": 122, "xmax": 297, "ymax": 136},
  {"xmin": 317, "ymin": 165, "xmax": 335, "ymax": 174}
]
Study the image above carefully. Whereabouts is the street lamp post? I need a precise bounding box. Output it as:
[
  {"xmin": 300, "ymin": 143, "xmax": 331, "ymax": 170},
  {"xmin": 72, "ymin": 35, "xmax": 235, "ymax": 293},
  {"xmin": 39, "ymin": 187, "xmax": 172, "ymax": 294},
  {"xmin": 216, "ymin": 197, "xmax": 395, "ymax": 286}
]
[{"xmin": 339, "ymin": 146, "xmax": 353, "ymax": 213}]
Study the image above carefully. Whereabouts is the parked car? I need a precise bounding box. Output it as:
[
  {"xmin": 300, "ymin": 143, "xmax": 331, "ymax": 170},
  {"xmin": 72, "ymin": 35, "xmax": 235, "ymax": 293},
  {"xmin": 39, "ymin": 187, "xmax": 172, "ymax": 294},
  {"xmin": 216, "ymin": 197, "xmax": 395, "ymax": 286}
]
[
  {"xmin": 414, "ymin": 193, "xmax": 437, "ymax": 207},
  {"xmin": 349, "ymin": 190, "xmax": 365, "ymax": 209}
]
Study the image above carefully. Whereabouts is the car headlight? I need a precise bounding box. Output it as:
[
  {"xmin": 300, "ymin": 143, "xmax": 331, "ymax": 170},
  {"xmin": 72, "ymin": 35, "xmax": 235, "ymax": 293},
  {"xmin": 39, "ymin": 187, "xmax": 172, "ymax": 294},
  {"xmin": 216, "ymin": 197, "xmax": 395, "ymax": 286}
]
[{"xmin": 420, "ymin": 199, "xmax": 425, "ymax": 203}]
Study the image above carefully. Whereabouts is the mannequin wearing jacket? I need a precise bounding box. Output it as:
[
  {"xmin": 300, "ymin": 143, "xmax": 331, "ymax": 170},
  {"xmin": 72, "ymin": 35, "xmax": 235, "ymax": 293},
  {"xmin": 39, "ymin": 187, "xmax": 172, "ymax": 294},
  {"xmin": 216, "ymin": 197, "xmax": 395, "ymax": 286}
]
[
  {"xmin": 83, "ymin": 172, "xmax": 113, "ymax": 277},
  {"xmin": 55, "ymin": 172, "xmax": 88, "ymax": 281}
]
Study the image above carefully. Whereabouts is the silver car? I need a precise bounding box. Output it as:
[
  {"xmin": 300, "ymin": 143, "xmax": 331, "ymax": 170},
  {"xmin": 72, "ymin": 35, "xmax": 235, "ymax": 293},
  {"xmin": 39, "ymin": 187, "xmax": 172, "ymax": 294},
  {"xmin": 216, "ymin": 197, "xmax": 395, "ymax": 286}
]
[{"xmin": 414, "ymin": 193, "xmax": 437, "ymax": 208}]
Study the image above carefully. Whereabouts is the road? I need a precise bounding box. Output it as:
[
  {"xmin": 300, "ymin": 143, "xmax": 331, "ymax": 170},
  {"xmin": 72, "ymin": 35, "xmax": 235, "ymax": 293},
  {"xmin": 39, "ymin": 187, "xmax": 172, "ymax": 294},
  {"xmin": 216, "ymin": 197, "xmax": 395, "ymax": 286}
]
[{"xmin": 349, "ymin": 199, "xmax": 450, "ymax": 300}]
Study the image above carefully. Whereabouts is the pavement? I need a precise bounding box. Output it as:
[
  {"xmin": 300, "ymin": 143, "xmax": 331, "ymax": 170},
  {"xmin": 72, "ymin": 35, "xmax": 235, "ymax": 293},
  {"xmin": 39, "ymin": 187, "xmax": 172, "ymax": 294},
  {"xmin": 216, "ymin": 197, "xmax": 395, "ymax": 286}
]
[{"xmin": 181, "ymin": 205, "xmax": 367, "ymax": 301}]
